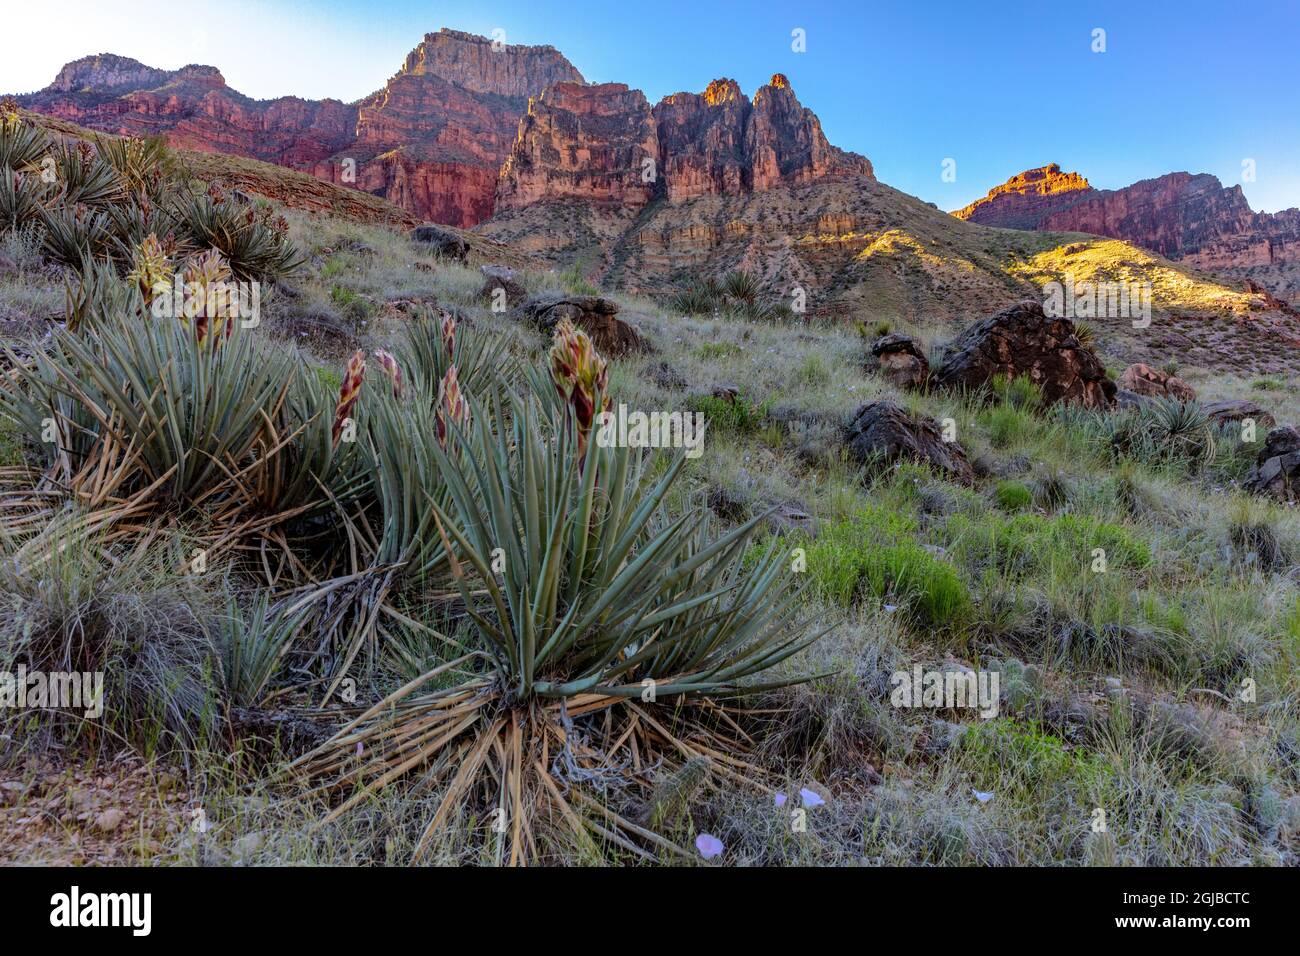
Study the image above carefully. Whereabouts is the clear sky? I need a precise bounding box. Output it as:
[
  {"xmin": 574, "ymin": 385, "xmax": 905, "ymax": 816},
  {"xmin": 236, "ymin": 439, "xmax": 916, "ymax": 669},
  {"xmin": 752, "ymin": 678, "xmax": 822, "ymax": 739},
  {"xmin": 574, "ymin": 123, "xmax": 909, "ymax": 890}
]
[{"xmin": 6, "ymin": 0, "xmax": 1299, "ymax": 212}]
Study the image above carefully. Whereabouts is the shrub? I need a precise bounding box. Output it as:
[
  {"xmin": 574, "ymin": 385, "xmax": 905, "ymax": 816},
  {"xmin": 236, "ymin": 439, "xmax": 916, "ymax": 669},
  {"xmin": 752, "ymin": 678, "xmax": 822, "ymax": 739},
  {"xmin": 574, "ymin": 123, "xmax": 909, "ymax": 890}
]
[
  {"xmin": 667, "ymin": 270, "xmax": 790, "ymax": 321},
  {"xmin": 685, "ymin": 392, "xmax": 769, "ymax": 434},
  {"xmin": 994, "ymin": 480, "xmax": 1032, "ymax": 512}
]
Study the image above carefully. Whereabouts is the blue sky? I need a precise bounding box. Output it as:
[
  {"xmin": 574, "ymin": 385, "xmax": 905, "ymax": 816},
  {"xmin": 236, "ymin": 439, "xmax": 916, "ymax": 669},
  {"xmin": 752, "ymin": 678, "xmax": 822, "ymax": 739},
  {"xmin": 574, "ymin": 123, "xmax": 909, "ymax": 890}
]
[{"xmin": 8, "ymin": 0, "xmax": 1299, "ymax": 212}]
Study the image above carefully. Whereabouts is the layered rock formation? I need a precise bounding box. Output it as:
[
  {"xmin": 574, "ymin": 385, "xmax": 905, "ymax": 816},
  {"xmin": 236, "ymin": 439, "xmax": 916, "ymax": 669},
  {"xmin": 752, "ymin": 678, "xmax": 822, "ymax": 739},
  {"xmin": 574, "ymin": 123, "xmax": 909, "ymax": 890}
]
[
  {"xmin": 652, "ymin": 75, "xmax": 872, "ymax": 203},
  {"xmin": 957, "ymin": 166, "xmax": 1300, "ymax": 302},
  {"xmin": 17, "ymin": 33, "xmax": 871, "ymax": 232},
  {"xmin": 19, "ymin": 29, "xmax": 585, "ymax": 228},
  {"xmin": 21, "ymin": 56, "xmax": 357, "ymax": 168},
  {"xmin": 952, "ymin": 164, "xmax": 1094, "ymax": 230},
  {"xmin": 496, "ymin": 83, "xmax": 660, "ymax": 211},
  {"xmin": 314, "ymin": 30, "xmax": 586, "ymax": 226}
]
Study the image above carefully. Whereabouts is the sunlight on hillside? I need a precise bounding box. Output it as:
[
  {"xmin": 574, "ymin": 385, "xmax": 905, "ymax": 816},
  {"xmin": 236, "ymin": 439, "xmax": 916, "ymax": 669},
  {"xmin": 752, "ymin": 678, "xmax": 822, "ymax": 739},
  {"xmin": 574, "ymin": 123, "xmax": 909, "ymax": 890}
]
[{"xmin": 1009, "ymin": 238, "xmax": 1259, "ymax": 316}]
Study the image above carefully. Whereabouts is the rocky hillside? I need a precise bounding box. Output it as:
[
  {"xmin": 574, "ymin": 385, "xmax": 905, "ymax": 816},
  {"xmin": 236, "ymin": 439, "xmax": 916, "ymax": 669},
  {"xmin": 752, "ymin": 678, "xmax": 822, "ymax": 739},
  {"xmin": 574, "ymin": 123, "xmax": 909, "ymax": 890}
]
[{"xmin": 957, "ymin": 165, "xmax": 1300, "ymax": 302}]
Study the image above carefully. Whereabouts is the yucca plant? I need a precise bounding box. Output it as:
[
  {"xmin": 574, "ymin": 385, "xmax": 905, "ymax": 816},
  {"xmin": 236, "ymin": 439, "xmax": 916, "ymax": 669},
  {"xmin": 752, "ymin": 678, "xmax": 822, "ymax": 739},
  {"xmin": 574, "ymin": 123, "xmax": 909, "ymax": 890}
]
[
  {"xmin": 171, "ymin": 184, "xmax": 304, "ymax": 281},
  {"xmin": 0, "ymin": 313, "xmax": 295, "ymax": 513},
  {"xmin": 290, "ymin": 362, "xmax": 823, "ymax": 864},
  {"xmin": 356, "ymin": 377, "xmax": 460, "ymax": 581},
  {"xmin": 63, "ymin": 254, "xmax": 144, "ymax": 332},
  {"xmin": 721, "ymin": 269, "xmax": 761, "ymax": 305},
  {"xmin": 0, "ymin": 168, "xmax": 47, "ymax": 232},
  {"xmin": 47, "ymin": 140, "xmax": 125, "ymax": 208},
  {"xmin": 37, "ymin": 202, "xmax": 116, "ymax": 267},
  {"xmin": 399, "ymin": 307, "xmax": 508, "ymax": 399},
  {"xmin": 94, "ymin": 133, "xmax": 175, "ymax": 203},
  {"xmin": 255, "ymin": 362, "xmax": 367, "ymax": 519},
  {"xmin": 0, "ymin": 108, "xmax": 50, "ymax": 172},
  {"xmin": 1142, "ymin": 398, "xmax": 1214, "ymax": 465},
  {"xmin": 669, "ymin": 278, "xmax": 722, "ymax": 317},
  {"xmin": 218, "ymin": 585, "xmax": 345, "ymax": 707}
]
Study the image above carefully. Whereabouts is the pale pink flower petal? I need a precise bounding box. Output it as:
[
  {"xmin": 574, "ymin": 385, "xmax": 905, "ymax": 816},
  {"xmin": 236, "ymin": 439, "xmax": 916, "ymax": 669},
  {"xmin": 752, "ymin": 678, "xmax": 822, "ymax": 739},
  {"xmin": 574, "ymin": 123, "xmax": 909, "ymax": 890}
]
[
  {"xmin": 695, "ymin": 833, "xmax": 724, "ymax": 859},
  {"xmin": 800, "ymin": 788, "xmax": 825, "ymax": 808}
]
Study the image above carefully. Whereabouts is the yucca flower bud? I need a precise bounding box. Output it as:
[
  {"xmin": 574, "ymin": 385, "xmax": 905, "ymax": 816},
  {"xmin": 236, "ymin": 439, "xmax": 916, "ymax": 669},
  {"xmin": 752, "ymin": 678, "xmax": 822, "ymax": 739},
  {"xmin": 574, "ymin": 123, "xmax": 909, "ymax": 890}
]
[
  {"xmin": 440, "ymin": 310, "xmax": 456, "ymax": 358},
  {"xmin": 182, "ymin": 248, "xmax": 233, "ymax": 344},
  {"xmin": 373, "ymin": 349, "xmax": 405, "ymax": 400},
  {"xmin": 332, "ymin": 349, "xmax": 366, "ymax": 445},
  {"xmin": 548, "ymin": 319, "xmax": 608, "ymax": 459},
  {"xmin": 207, "ymin": 181, "xmax": 226, "ymax": 206},
  {"xmin": 435, "ymin": 365, "xmax": 470, "ymax": 447},
  {"xmin": 126, "ymin": 233, "xmax": 172, "ymax": 306}
]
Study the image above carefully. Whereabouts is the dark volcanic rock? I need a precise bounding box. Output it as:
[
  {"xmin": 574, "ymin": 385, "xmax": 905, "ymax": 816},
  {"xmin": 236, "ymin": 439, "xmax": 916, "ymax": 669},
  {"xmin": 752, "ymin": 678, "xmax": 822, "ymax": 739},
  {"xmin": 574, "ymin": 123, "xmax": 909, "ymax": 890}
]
[
  {"xmin": 477, "ymin": 264, "xmax": 527, "ymax": 310},
  {"xmin": 410, "ymin": 224, "xmax": 470, "ymax": 262},
  {"xmin": 516, "ymin": 294, "xmax": 650, "ymax": 357},
  {"xmin": 1203, "ymin": 399, "xmax": 1276, "ymax": 432},
  {"xmin": 1244, "ymin": 427, "xmax": 1300, "ymax": 501},
  {"xmin": 844, "ymin": 400, "xmax": 974, "ymax": 484},
  {"xmin": 866, "ymin": 333, "xmax": 929, "ymax": 390},
  {"xmin": 932, "ymin": 301, "xmax": 1116, "ymax": 408}
]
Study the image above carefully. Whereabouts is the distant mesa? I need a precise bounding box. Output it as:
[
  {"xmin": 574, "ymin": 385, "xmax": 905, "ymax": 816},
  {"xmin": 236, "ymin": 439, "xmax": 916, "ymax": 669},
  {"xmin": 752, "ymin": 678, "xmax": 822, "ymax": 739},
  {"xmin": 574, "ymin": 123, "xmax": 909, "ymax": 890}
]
[{"xmin": 957, "ymin": 164, "xmax": 1300, "ymax": 303}]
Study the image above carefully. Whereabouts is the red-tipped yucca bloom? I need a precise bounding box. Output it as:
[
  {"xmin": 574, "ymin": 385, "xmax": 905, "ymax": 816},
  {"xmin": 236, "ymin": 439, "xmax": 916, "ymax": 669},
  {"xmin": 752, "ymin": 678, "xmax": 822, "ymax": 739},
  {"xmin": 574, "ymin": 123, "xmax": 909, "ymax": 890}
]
[
  {"xmin": 373, "ymin": 349, "xmax": 404, "ymax": 400},
  {"xmin": 332, "ymin": 349, "xmax": 366, "ymax": 445},
  {"xmin": 440, "ymin": 310, "xmax": 456, "ymax": 358},
  {"xmin": 435, "ymin": 365, "xmax": 470, "ymax": 446},
  {"xmin": 548, "ymin": 319, "xmax": 608, "ymax": 458}
]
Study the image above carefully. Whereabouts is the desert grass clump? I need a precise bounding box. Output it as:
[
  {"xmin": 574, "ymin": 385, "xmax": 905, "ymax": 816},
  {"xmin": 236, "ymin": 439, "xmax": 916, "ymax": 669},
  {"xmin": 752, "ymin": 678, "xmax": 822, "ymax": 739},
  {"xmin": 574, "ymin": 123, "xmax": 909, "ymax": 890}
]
[
  {"xmin": 685, "ymin": 391, "xmax": 769, "ymax": 435},
  {"xmin": 0, "ymin": 528, "xmax": 221, "ymax": 758},
  {"xmin": 994, "ymin": 479, "xmax": 1032, "ymax": 512},
  {"xmin": 799, "ymin": 513, "xmax": 971, "ymax": 630}
]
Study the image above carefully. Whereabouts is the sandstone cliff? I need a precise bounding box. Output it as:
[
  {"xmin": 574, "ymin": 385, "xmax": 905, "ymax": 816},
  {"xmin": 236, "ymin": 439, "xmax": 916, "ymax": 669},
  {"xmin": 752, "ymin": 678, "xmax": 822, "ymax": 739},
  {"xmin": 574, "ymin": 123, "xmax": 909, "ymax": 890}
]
[
  {"xmin": 957, "ymin": 166, "xmax": 1300, "ymax": 301},
  {"xmin": 18, "ymin": 29, "xmax": 586, "ymax": 228}
]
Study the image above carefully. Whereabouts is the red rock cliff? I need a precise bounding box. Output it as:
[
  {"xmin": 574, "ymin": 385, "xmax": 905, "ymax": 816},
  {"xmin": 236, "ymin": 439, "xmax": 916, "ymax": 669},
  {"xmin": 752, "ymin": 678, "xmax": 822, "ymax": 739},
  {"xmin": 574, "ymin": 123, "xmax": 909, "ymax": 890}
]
[{"xmin": 496, "ymin": 83, "xmax": 660, "ymax": 211}]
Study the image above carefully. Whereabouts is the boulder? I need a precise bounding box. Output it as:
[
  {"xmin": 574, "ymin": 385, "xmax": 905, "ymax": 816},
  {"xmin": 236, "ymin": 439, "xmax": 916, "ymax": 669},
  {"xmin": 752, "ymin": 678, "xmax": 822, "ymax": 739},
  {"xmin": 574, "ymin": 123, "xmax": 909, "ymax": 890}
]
[
  {"xmin": 1244, "ymin": 427, "xmax": 1300, "ymax": 502},
  {"xmin": 1202, "ymin": 399, "xmax": 1276, "ymax": 432},
  {"xmin": 1114, "ymin": 388, "xmax": 1156, "ymax": 411},
  {"xmin": 515, "ymin": 294, "xmax": 650, "ymax": 357},
  {"xmin": 865, "ymin": 333, "xmax": 929, "ymax": 390},
  {"xmin": 932, "ymin": 301, "xmax": 1115, "ymax": 408},
  {"xmin": 410, "ymin": 224, "xmax": 470, "ymax": 262},
  {"xmin": 1117, "ymin": 363, "xmax": 1196, "ymax": 402},
  {"xmin": 711, "ymin": 384, "xmax": 740, "ymax": 402},
  {"xmin": 477, "ymin": 264, "xmax": 527, "ymax": 310},
  {"xmin": 844, "ymin": 400, "xmax": 974, "ymax": 484}
]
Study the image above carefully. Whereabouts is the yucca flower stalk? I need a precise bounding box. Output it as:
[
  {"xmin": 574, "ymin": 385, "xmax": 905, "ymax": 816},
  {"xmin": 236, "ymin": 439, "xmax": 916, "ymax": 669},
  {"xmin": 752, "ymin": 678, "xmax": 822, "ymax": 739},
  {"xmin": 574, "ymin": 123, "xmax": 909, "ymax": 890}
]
[
  {"xmin": 440, "ymin": 309, "xmax": 456, "ymax": 357},
  {"xmin": 125, "ymin": 233, "xmax": 172, "ymax": 306},
  {"xmin": 434, "ymin": 365, "xmax": 469, "ymax": 446},
  {"xmin": 332, "ymin": 349, "xmax": 365, "ymax": 445},
  {"xmin": 548, "ymin": 318, "xmax": 609, "ymax": 459},
  {"xmin": 400, "ymin": 307, "xmax": 509, "ymax": 400},
  {"xmin": 180, "ymin": 248, "xmax": 233, "ymax": 344},
  {"xmin": 372, "ymin": 349, "xmax": 404, "ymax": 400}
]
